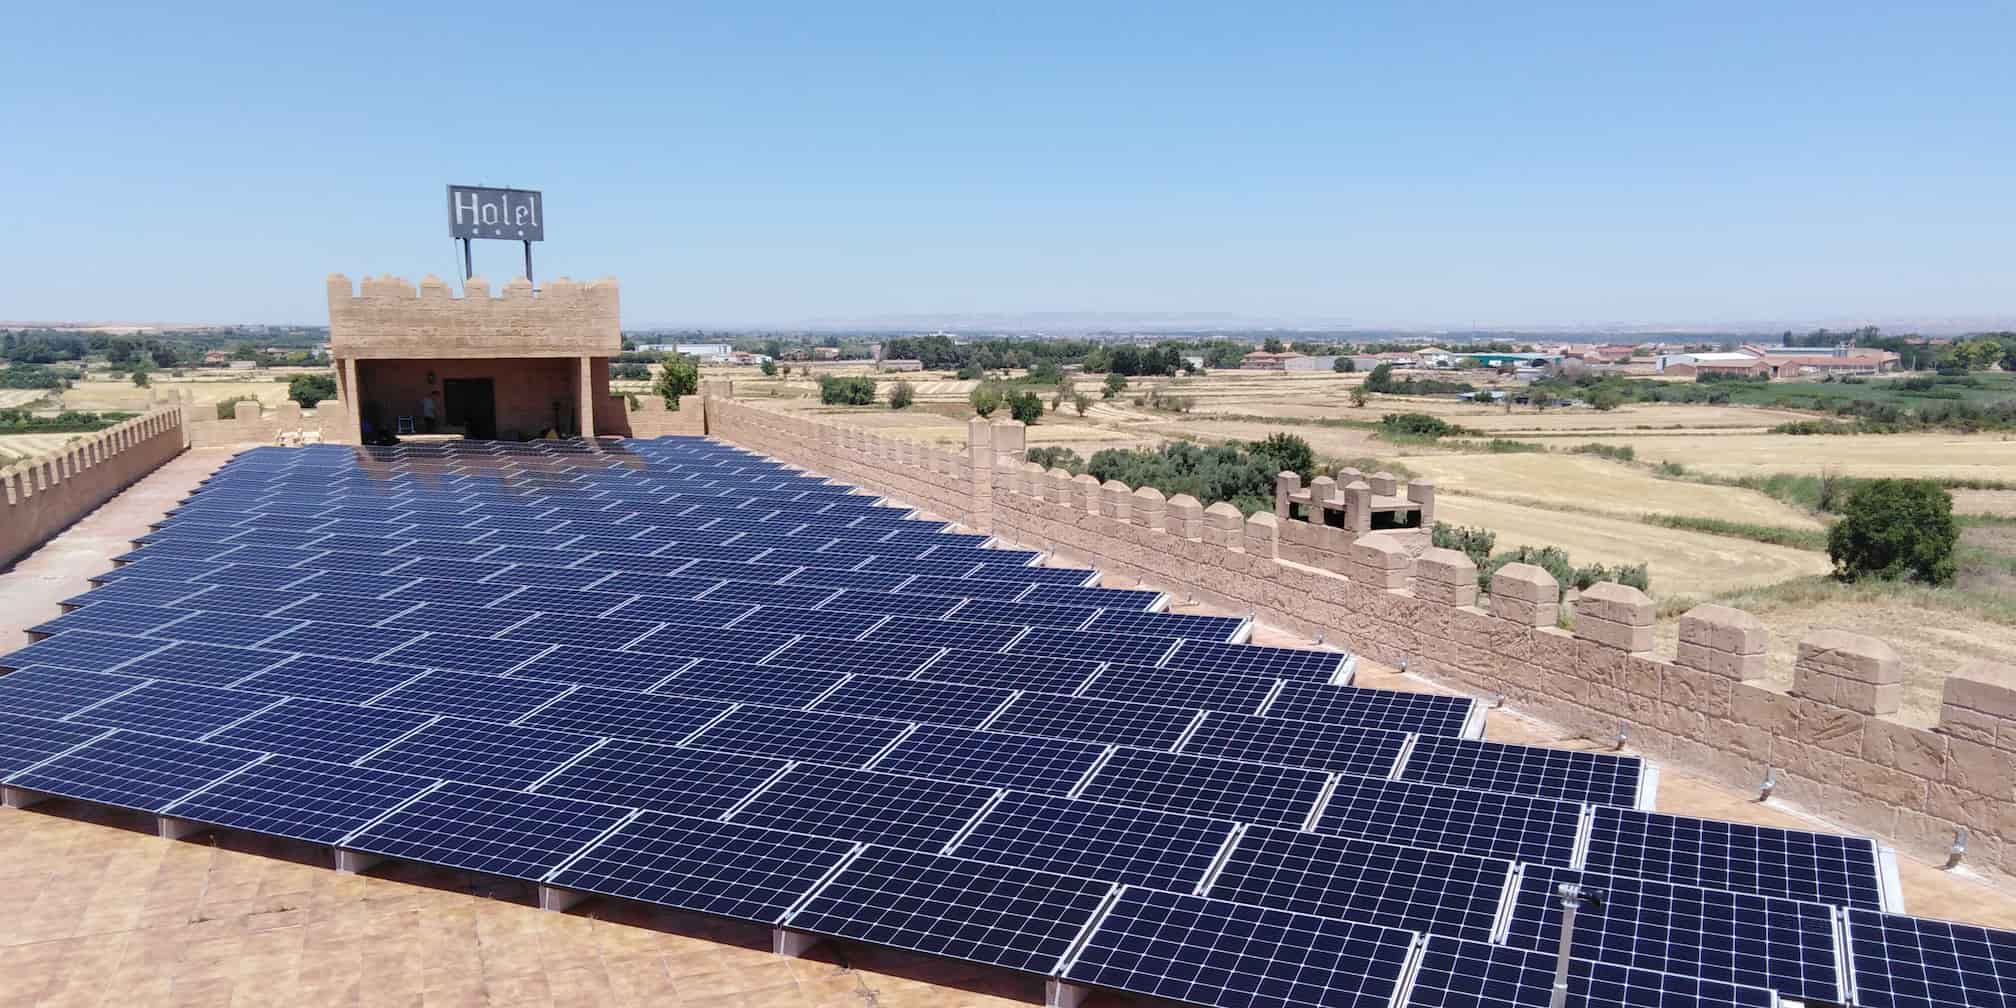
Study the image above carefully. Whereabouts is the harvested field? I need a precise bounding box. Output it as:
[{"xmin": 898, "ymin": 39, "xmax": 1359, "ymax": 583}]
[
  {"xmin": 1404, "ymin": 454, "xmax": 1823, "ymax": 528},
  {"xmin": 1324, "ymin": 397, "xmax": 1817, "ymax": 435},
  {"xmin": 1575, "ymin": 431, "xmax": 2016, "ymax": 479},
  {"xmin": 55, "ymin": 371, "xmax": 326, "ymax": 413},
  {"xmin": 1954, "ymin": 489, "xmax": 2016, "ymax": 517},
  {"xmin": 1434, "ymin": 495, "xmax": 1831, "ymax": 597},
  {"xmin": 0, "ymin": 433, "xmax": 79, "ymax": 464}
]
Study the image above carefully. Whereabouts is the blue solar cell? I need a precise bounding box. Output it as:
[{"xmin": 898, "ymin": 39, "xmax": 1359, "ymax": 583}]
[
  {"xmin": 1079, "ymin": 747, "xmax": 1330, "ymax": 828},
  {"xmin": 1211, "ymin": 825, "xmax": 1514, "ymax": 943},
  {"xmin": 385, "ymin": 578, "xmax": 526, "ymax": 609},
  {"xmin": 591, "ymin": 571, "xmax": 726, "ymax": 599},
  {"xmin": 521, "ymin": 687, "xmax": 731, "ymax": 746},
  {"xmin": 30, "ymin": 602, "xmax": 194, "ymax": 638},
  {"xmin": 535, "ymin": 739, "xmax": 783, "ymax": 818},
  {"xmin": 734, "ymin": 607, "xmax": 888, "ymax": 639},
  {"xmin": 953, "ymin": 791, "xmax": 1235, "ymax": 889},
  {"xmin": 114, "ymin": 642, "xmax": 290, "ymax": 686},
  {"xmin": 903, "ymin": 575, "xmax": 1030, "ymax": 600},
  {"xmin": 1164, "ymin": 639, "xmax": 1344, "ymax": 680},
  {"xmin": 0, "ymin": 631, "xmax": 169, "ymax": 672},
  {"xmin": 1085, "ymin": 609, "xmax": 1247, "ymax": 642},
  {"xmin": 788, "ymin": 845, "xmax": 1113, "ymax": 976},
  {"xmin": 232, "ymin": 655, "xmax": 426, "ymax": 704},
  {"xmin": 1007, "ymin": 626, "xmax": 1175, "ymax": 666},
  {"xmin": 550, "ymin": 812, "xmax": 855, "ymax": 925},
  {"xmin": 382, "ymin": 633, "xmax": 552, "ymax": 674},
  {"xmin": 730, "ymin": 763, "xmax": 995, "ymax": 850},
  {"xmin": 342, "ymin": 782, "xmax": 632, "ymax": 882},
  {"xmin": 858, "ymin": 557, "xmax": 979, "ymax": 578},
  {"xmin": 9, "ymin": 731, "xmax": 264, "ymax": 813},
  {"xmin": 148, "ymin": 611, "xmax": 303, "ymax": 648},
  {"xmin": 164, "ymin": 756, "xmax": 439, "ymax": 846},
  {"xmin": 513, "ymin": 646, "xmax": 692, "ymax": 692},
  {"xmin": 915, "ymin": 649, "xmax": 1102, "ymax": 694},
  {"xmin": 1180, "ymin": 711, "xmax": 1410, "ymax": 778},
  {"xmin": 629, "ymin": 623, "xmax": 795, "ymax": 663},
  {"xmin": 360, "ymin": 718, "xmax": 600, "ymax": 790},
  {"xmin": 1266, "ymin": 680, "xmax": 1477, "ymax": 737},
  {"xmin": 177, "ymin": 586, "xmax": 323, "ymax": 616},
  {"xmin": 1405, "ymin": 936, "xmax": 1781, "ymax": 1008},
  {"xmin": 1585, "ymin": 807, "xmax": 1885, "ymax": 910},
  {"xmin": 767, "ymin": 636, "xmax": 940, "ymax": 676},
  {"xmin": 658, "ymin": 660, "xmax": 847, "ymax": 708},
  {"xmin": 1084, "ymin": 663, "xmax": 1278, "ymax": 714},
  {"xmin": 686, "ymin": 705, "xmax": 910, "ymax": 767},
  {"xmin": 212, "ymin": 545, "xmax": 325, "ymax": 568},
  {"xmin": 291, "ymin": 550, "xmax": 422, "ymax": 574},
  {"xmin": 1847, "ymin": 909, "xmax": 2016, "ymax": 1008},
  {"xmin": 679, "ymin": 559, "xmax": 802, "ymax": 583},
  {"xmin": 0, "ymin": 711, "xmax": 108, "ymax": 776},
  {"xmin": 1064, "ymin": 887, "xmax": 1416, "ymax": 1008},
  {"xmin": 860, "ymin": 615, "xmax": 1025, "ymax": 653},
  {"xmin": 58, "ymin": 577, "xmax": 206, "ymax": 609},
  {"xmin": 371, "ymin": 670, "xmax": 574, "ymax": 723},
  {"xmin": 1021, "ymin": 583, "xmax": 1162, "ymax": 611},
  {"xmin": 260, "ymin": 622, "xmax": 423, "ymax": 662},
  {"xmin": 480, "ymin": 565, "xmax": 614, "ymax": 592},
  {"xmin": 994, "ymin": 566, "xmax": 1100, "ymax": 587},
  {"xmin": 988, "ymin": 693, "xmax": 1199, "ymax": 750},
  {"xmin": 268, "ymin": 595, "xmax": 412, "ymax": 626},
  {"xmin": 1404, "ymin": 735, "xmax": 1644, "ymax": 807},
  {"xmin": 207, "ymin": 697, "xmax": 432, "ymax": 763},
  {"xmin": 607, "ymin": 598, "xmax": 755, "ymax": 628},
  {"xmin": 502, "ymin": 612, "xmax": 663, "ymax": 650},
  {"xmin": 288, "ymin": 570, "xmax": 421, "ymax": 598},
  {"xmin": 1314, "ymin": 773, "xmax": 1584, "ymax": 867},
  {"xmin": 813, "ymin": 675, "xmax": 1015, "ymax": 729},
  {"xmin": 192, "ymin": 563, "xmax": 313, "ymax": 591},
  {"xmin": 946, "ymin": 598, "xmax": 1099, "ymax": 630},
  {"xmin": 872, "ymin": 724, "xmax": 1106, "ymax": 795},
  {"xmin": 783, "ymin": 570, "xmax": 918, "ymax": 594},
  {"xmin": 70, "ymin": 680, "xmax": 280, "ymax": 738},
  {"xmin": 1507, "ymin": 864, "xmax": 1842, "ymax": 1003},
  {"xmin": 382, "ymin": 603, "xmax": 532, "ymax": 637}
]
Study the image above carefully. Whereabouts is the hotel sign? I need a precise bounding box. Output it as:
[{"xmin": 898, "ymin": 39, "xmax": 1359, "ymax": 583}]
[{"xmin": 447, "ymin": 185, "xmax": 544, "ymax": 242}]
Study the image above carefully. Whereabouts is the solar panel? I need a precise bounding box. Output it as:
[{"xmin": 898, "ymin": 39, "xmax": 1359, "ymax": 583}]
[
  {"xmin": 382, "ymin": 603, "xmax": 532, "ymax": 637},
  {"xmin": 788, "ymin": 845, "xmax": 1112, "ymax": 976},
  {"xmin": 360, "ymin": 718, "xmax": 600, "ymax": 790},
  {"xmin": 534, "ymin": 740, "xmax": 784, "ymax": 819},
  {"xmin": 480, "ymin": 565, "xmax": 614, "ymax": 592},
  {"xmin": 1404, "ymin": 936, "xmax": 1781, "ymax": 1008},
  {"xmin": 685, "ymin": 705, "xmax": 911, "ymax": 767},
  {"xmin": 1266, "ymin": 680, "xmax": 1477, "ymax": 738},
  {"xmin": 287, "ymin": 570, "xmax": 421, "ymax": 598},
  {"xmin": 147, "ymin": 610, "xmax": 304, "ymax": 649},
  {"xmin": 190, "ymin": 563, "xmax": 312, "ymax": 591},
  {"xmin": 511, "ymin": 645, "xmax": 691, "ymax": 692},
  {"xmin": 178, "ymin": 586, "xmax": 325, "ymax": 617},
  {"xmin": 1211, "ymin": 825, "xmax": 1513, "ymax": 943},
  {"xmin": 268, "ymin": 594, "xmax": 413, "ymax": 626},
  {"xmin": 915, "ymin": 649, "xmax": 1102, "ymax": 694},
  {"xmin": 768, "ymin": 636, "xmax": 942, "ymax": 677},
  {"xmin": 946, "ymin": 598, "xmax": 1098, "ymax": 630},
  {"xmin": 8, "ymin": 731, "xmax": 263, "ymax": 812},
  {"xmin": 702, "ymin": 581, "xmax": 839, "ymax": 608},
  {"xmin": 872, "ymin": 723, "xmax": 1106, "ymax": 795},
  {"xmin": 1402, "ymin": 736, "xmax": 1642, "ymax": 808},
  {"xmin": 259, "ymin": 622, "xmax": 421, "ymax": 662},
  {"xmin": 812, "ymin": 675, "xmax": 1015, "ymax": 729},
  {"xmin": 0, "ymin": 631, "xmax": 168, "ymax": 672},
  {"xmin": 549, "ymin": 812, "xmax": 856, "ymax": 925},
  {"xmin": 1079, "ymin": 748, "xmax": 1330, "ymax": 828},
  {"xmin": 1314, "ymin": 774, "xmax": 1584, "ymax": 867},
  {"xmin": 1165, "ymin": 639, "xmax": 1343, "ymax": 680},
  {"xmin": 1584, "ymin": 807, "xmax": 1885, "ymax": 910},
  {"xmin": 727, "ymin": 763, "xmax": 996, "ymax": 850},
  {"xmin": 1022, "ymin": 583, "xmax": 1163, "ymax": 611},
  {"xmin": 628, "ymin": 622, "xmax": 795, "ymax": 664},
  {"xmin": 521, "ymin": 687, "xmax": 731, "ymax": 746},
  {"xmin": 1846, "ymin": 908, "xmax": 2016, "ymax": 1008},
  {"xmin": 1180, "ymin": 711, "xmax": 1410, "ymax": 778},
  {"xmin": 382, "ymin": 633, "xmax": 551, "ymax": 674},
  {"xmin": 58, "ymin": 577, "xmax": 205, "ymax": 609},
  {"xmin": 953, "ymin": 791, "xmax": 1236, "ymax": 889},
  {"xmin": 1506, "ymin": 864, "xmax": 1842, "ymax": 1003},
  {"xmin": 30, "ymin": 601, "xmax": 193, "ymax": 637},
  {"xmin": 1008, "ymin": 626, "xmax": 1175, "ymax": 666},
  {"xmin": 787, "ymin": 570, "xmax": 921, "ymax": 595},
  {"xmin": 988, "ymin": 693, "xmax": 1199, "ymax": 750},
  {"xmin": 342, "ymin": 782, "xmax": 632, "ymax": 882},
  {"xmin": 736, "ymin": 607, "xmax": 888, "ymax": 639},
  {"xmin": 1085, "ymin": 609, "xmax": 1246, "ymax": 642},
  {"xmin": 1063, "ymin": 886, "xmax": 1417, "ymax": 1008},
  {"xmin": 1083, "ymin": 664, "xmax": 1278, "ymax": 714},
  {"xmin": 0, "ymin": 711, "xmax": 107, "ymax": 776},
  {"xmin": 163, "ymin": 756, "xmax": 438, "ymax": 846},
  {"xmin": 903, "ymin": 575, "xmax": 1030, "ymax": 600},
  {"xmin": 501, "ymin": 612, "xmax": 664, "ymax": 650},
  {"xmin": 368, "ymin": 670, "xmax": 571, "ymax": 722},
  {"xmin": 590, "ymin": 571, "xmax": 726, "ymax": 600},
  {"xmin": 69, "ymin": 680, "xmax": 281, "ymax": 738},
  {"xmin": 680, "ymin": 559, "xmax": 802, "ymax": 583},
  {"xmin": 233, "ymin": 656, "xmax": 427, "ymax": 704},
  {"xmin": 206, "ymin": 698, "xmax": 431, "ymax": 763},
  {"xmin": 660, "ymin": 659, "xmax": 848, "ymax": 708},
  {"xmin": 861, "ymin": 615, "xmax": 1025, "ymax": 652}
]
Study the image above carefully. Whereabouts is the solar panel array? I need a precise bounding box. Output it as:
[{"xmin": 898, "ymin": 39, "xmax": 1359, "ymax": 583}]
[{"xmin": 0, "ymin": 435, "xmax": 1995, "ymax": 1007}]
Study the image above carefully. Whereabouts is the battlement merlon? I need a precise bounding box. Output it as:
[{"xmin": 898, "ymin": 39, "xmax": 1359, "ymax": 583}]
[{"xmin": 326, "ymin": 273, "xmax": 621, "ymax": 359}]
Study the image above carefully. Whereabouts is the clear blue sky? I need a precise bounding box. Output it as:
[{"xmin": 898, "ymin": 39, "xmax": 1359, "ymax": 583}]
[{"xmin": 4, "ymin": 3, "xmax": 2011, "ymax": 328}]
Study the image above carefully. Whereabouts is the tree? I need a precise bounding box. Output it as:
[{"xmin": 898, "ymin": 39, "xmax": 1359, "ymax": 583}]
[
  {"xmin": 888, "ymin": 381, "xmax": 915, "ymax": 410},
  {"xmin": 1828, "ymin": 479, "xmax": 1957, "ymax": 584},
  {"xmin": 288, "ymin": 373, "xmax": 337, "ymax": 407},
  {"xmin": 610, "ymin": 363, "xmax": 651, "ymax": 380},
  {"xmin": 1349, "ymin": 387, "xmax": 1369, "ymax": 408},
  {"xmin": 971, "ymin": 383, "xmax": 1003, "ymax": 417},
  {"xmin": 1073, "ymin": 391, "xmax": 1092, "ymax": 416},
  {"xmin": 1333, "ymin": 357, "xmax": 1356, "ymax": 373},
  {"xmin": 1262, "ymin": 338, "xmax": 1285, "ymax": 354},
  {"xmin": 654, "ymin": 353, "xmax": 700, "ymax": 409},
  {"xmin": 760, "ymin": 359, "xmax": 778, "ymax": 377},
  {"xmin": 818, "ymin": 375, "xmax": 877, "ymax": 405},
  {"xmin": 130, "ymin": 367, "xmax": 150, "ymax": 388},
  {"xmin": 1102, "ymin": 372, "xmax": 1127, "ymax": 399},
  {"xmin": 1009, "ymin": 390, "xmax": 1043, "ymax": 424}
]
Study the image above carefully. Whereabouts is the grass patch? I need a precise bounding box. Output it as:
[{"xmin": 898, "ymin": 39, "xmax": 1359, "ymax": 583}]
[
  {"xmin": 1570, "ymin": 442, "xmax": 1636, "ymax": 462},
  {"xmin": 1658, "ymin": 574, "xmax": 2016, "ymax": 627},
  {"xmin": 1641, "ymin": 514, "xmax": 1828, "ymax": 551}
]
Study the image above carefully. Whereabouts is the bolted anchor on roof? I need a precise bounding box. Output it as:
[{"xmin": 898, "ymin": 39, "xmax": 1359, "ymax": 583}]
[
  {"xmin": 1946, "ymin": 827, "xmax": 1969, "ymax": 870},
  {"xmin": 1613, "ymin": 722, "xmax": 1630, "ymax": 751},
  {"xmin": 1757, "ymin": 766, "xmax": 1779, "ymax": 803}
]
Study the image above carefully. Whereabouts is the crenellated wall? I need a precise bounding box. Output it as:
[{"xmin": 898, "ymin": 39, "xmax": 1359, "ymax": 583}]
[
  {"xmin": 1, "ymin": 406, "xmax": 187, "ymax": 569},
  {"xmin": 327, "ymin": 274, "xmax": 620, "ymax": 359},
  {"xmin": 184, "ymin": 395, "xmax": 349, "ymax": 447},
  {"xmin": 703, "ymin": 394, "xmax": 2016, "ymax": 881}
]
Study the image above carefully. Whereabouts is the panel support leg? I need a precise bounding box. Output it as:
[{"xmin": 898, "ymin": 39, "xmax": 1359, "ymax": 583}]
[
  {"xmin": 1047, "ymin": 979, "xmax": 1090, "ymax": 1008},
  {"xmin": 538, "ymin": 885, "xmax": 588, "ymax": 912},
  {"xmin": 335, "ymin": 849, "xmax": 383, "ymax": 874},
  {"xmin": 156, "ymin": 816, "xmax": 207, "ymax": 840},
  {"xmin": 2, "ymin": 787, "xmax": 49, "ymax": 810},
  {"xmin": 773, "ymin": 928, "xmax": 821, "ymax": 958}
]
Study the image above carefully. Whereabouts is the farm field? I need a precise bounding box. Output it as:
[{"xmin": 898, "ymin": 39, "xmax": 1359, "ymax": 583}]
[
  {"xmin": 1954, "ymin": 490, "xmax": 2016, "ymax": 517},
  {"xmin": 50, "ymin": 369, "xmax": 330, "ymax": 413},
  {"xmin": 1575, "ymin": 430, "xmax": 2016, "ymax": 479},
  {"xmin": 0, "ymin": 433, "xmax": 78, "ymax": 464},
  {"xmin": 1401, "ymin": 453, "xmax": 1824, "ymax": 529}
]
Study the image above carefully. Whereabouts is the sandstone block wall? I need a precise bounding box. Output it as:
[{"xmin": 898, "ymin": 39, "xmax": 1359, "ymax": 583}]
[
  {"xmin": 184, "ymin": 396, "xmax": 346, "ymax": 447},
  {"xmin": 1, "ymin": 406, "xmax": 186, "ymax": 569},
  {"xmin": 705, "ymin": 394, "xmax": 2016, "ymax": 880},
  {"xmin": 327, "ymin": 274, "xmax": 620, "ymax": 359},
  {"xmin": 626, "ymin": 395, "xmax": 707, "ymax": 438}
]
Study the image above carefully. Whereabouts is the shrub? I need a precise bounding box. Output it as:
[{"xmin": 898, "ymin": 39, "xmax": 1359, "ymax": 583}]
[
  {"xmin": 1072, "ymin": 391, "xmax": 1092, "ymax": 416},
  {"xmin": 1025, "ymin": 446, "xmax": 1084, "ymax": 472},
  {"xmin": 654, "ymin": 353, "xmax": 700, "ymax": 408},
  {"xmin": 818, "ymin": 375, "xmax": 877, "ymax": 405},
  {"xmin": 610, "ymin": 362, "xmax": 651, "ymax": 380},
  {"xmin": 1349, "ymin": 387, "xmax": 1369, "ymax": 407},
  {"xmin": 955, "ymin": 363, "xmax": 983, "ymax": 381},
  {"xmin": 1770, "ymin": 420, "xmax": 1855, "ymax": 435},
  {"xmin": 1827, "ymin": 479, "xmax": 1958, "ymax": 584},
  {"xmin": 1377, "ymin": 413, "xmax": 1465, "ymax": 439},
  {"xmin": 215, "ymin": 395, "xmax": 258, "ymax": 420},
  {"xmin": 971, "ymin": 383, "xmax": 1003, "ymax": 417},
  {"xmin": 1431, "ymin": 523, "xmax": 1496, "ymax": 569},
  {"xmin": 1249, "ymin": 432, "xmax": 1315, "ymax": 477},
  {"xmin": 1009, "ymin": 390, "xmax": 1044, "ymax": 424},
  {"xmin": 1102, "ymin": 373, "xmax": 1127, "ymax": 399},
  {"xmin": 1333, "ymin": 357, "xmax": 1356, "ymax": 373},
  {"xmin": 1570, "ymin": 443, "xmax": 1635, "ymax": 462},
  {"xmin": 760, "ymin": 359, "xmax": 778, "ymax": 377},
  {"xmin": 287, "ymin": 372, "xmax": 337, "ymax": 408},
  {"xmin": 888, "ymin": 381, "xmax": 915, "ymax": 410}
]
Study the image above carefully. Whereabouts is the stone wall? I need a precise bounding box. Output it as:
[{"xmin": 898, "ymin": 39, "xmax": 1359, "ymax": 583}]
[
  {"xmin": 0, "ymin": 407, "xmax": 186, "ymax": 569},
  {"xmin": 704, "ymin": 395, "xmax": 2016, "ymax": 880},
  {"xmin": 328, "ymin": 274, "xmax": 620, "ymax": 358},
  {"xmin": 184, "ymin": 397, "xmax": 347, "ymax": 447},
  {"xmin": 626, "ymin": 395, "xmax": 708, "ymax": 438}
]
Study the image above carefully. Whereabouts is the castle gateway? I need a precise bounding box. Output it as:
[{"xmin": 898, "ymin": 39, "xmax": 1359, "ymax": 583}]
[{"xmin": 325, "ymin": 273, "xmax": 629, "ymax": 444}]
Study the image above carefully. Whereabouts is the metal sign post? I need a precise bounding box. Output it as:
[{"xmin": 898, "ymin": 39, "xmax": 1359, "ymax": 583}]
[{"xmin": 446, "ymin": 184, "xmax": 544, "ymax": 286}]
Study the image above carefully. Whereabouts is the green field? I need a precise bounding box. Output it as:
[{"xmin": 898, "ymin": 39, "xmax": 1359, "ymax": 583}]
[{"xmin": 1718, "ymin": 371, "xmax": 2016, "ymax": 410}]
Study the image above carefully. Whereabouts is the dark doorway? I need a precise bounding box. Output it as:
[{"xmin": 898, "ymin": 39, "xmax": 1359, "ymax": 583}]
[{"xmin": 443, "ymin": 378, "xmax": 496, "ymax": 439}]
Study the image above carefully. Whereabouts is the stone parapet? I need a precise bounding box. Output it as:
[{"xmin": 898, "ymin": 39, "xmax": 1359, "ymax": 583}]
[
  {"xmin": 2, "ymin": 406, "xmax": 187, "ymax": 569},
  {"xmin": 328, "ymin": 273, "xmax": 620, "ymax": 359}
]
